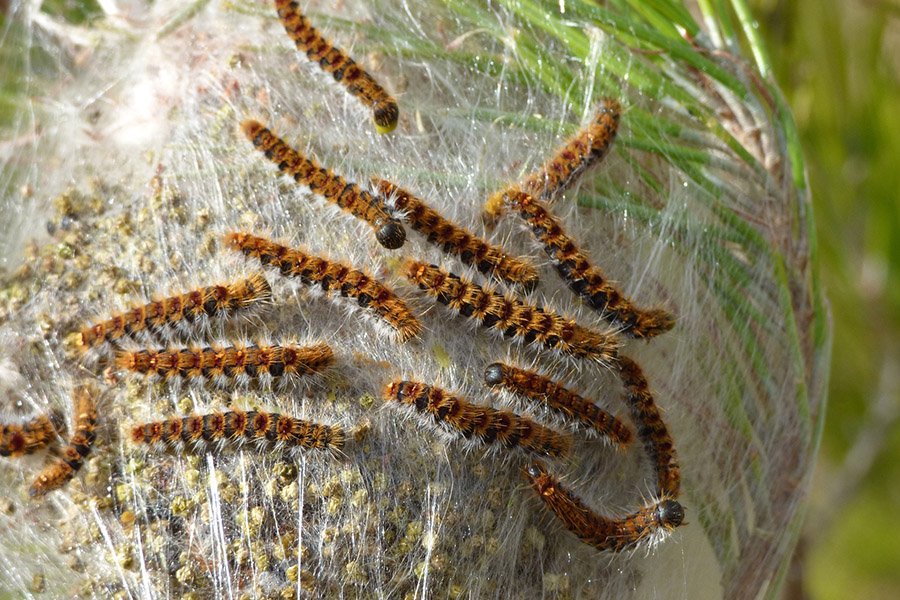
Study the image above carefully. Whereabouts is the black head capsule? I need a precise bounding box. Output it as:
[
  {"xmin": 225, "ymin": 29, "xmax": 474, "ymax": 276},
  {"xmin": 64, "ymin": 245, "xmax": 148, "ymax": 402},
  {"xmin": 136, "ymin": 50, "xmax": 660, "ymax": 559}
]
[
  {"xmin": 483, "ymin": 362, "xmax": 505, "ymax": 386},
  {"xmin": 656, "ymin": 499, "xmax": 685, "ymax": 528},
  {"xmin": 375, "ymin": 220, "xmax": 406, "ymax": 249}
]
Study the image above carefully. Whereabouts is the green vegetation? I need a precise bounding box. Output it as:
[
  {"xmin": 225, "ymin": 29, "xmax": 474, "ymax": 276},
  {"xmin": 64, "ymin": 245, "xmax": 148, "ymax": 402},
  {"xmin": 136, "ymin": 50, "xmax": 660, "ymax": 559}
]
[{"xmin": 753, "ymin": 1, "xmax": 900, "ymax": 598}]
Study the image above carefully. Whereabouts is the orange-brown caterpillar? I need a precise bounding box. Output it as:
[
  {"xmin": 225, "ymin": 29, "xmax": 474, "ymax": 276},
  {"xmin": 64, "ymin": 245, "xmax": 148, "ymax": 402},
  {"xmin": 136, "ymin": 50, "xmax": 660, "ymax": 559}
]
[
  {"xmin": 384, "ymin": 380, "xmax": 571, "ymax": 458},
  {"xmin": 523, "ymin": 99, "xmax": 621, "ymax": 201},
  {"xmin": 372, "ymin": 178, "xmax": 539, "ymax": 289},
  {"xmin": 404, "ymin": 261, "xmax": 619, "ymax": 364},
  {"xmin": 76, "ymin": 274, "xmax": 272, "ymax": 353},
  {"xmin": 241, "ymin": 120, "xmax": 405, "ymax": 249},
  {"xmin": 484, "ymin": 362, "xmax": 632, "ymax": 449},
  {"xmin": 114, "ymin": 342, "xmax": 334, "ymax": 386},
  {"xmin": 525, "ymin": 461, "xmax": 684, "ymax": 552},
  {"xmin": 273, "ymin": 0, "xmax": 399, "ymax": 134},
  {"xmin": 0, "ymin": 414, "xmax": 58, "ymax": 457},
  {"xmin": 130, "ymin": 410, "xmax": 344, "ymax": 453},
  {"xmin": 616, "ymin": 354, "xmax": 680, "ymax": 498},
  {"xmin": 224, "ymin": 232, "xmax": 421, "ymax": 342},
  {"xmin": 30, "ymin": 385, "xmax": 98, "ymax": 497},
  {"xmin": 490, "ymin": 189, "xmax": 674, "ymax": 339}
]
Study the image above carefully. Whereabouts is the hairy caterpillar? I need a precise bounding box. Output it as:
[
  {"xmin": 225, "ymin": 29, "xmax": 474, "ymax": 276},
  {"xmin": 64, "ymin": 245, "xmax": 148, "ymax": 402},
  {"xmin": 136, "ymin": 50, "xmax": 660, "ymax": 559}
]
[
  {"xmin": 131, "ymin": 410, "xmax": 345, "ymax": 453},
  {"xmin": 372, "ymin": 178, "xmax": 539, "ymax": 289},
  {"xmin": 29, "ymin": 384, "xmax": 98, "ymax": 497},
  {"xmin": 384, "ymin": 380, "xmax": 571, "ymax": 458},
  {"xmin": 0, "ymin": 414, "xmax": 58, "ymax": 457},
  {"xmin": 114, "ymin": 342, "xmax": 334, "ymax": 386},
  {"xmin": 76, "ymin": 274, "xmax": 272, "ymax": 352},
  {"xmin": 483, "ymin": 362, "xmax": 632, "ymax": 448},
  {"xmin": 224, "ymin": 232, "xmax": 421, "ymax": 342},
  {"xmin": 525, "ymin": 461, "xmax": 684, "ymax": 552},
  {"xmin": 616, "ymin": 354, "xmax": 681, "ymax": 498},
  {"xmin": 273, "ymin": 0, "xmax": 399, "ymax": 133},
  {"xmin": 404, "ymin": 260, "xmax": 619, "ymax": 364},
  {"xmin": 241, "ymin": 120, "xmax": 405, "ymax": 249},
  {"xmin": 488, "ymin": 189, "xmax": 674, "ymax": 339},
  {"xmin": 523, "ymin": 99, "xmax": 621, "ymax": 201}
]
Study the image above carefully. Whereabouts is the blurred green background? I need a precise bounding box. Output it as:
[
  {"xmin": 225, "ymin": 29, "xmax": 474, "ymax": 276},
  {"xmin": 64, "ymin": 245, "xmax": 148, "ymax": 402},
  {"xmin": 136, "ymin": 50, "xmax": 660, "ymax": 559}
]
[
  {"xmin": 752, "ymin": 1, "xmax": 900, "ymax": 599},
  {"xmin": 1, "ymin": 1, "xmax": 898, "ymax": 598}
]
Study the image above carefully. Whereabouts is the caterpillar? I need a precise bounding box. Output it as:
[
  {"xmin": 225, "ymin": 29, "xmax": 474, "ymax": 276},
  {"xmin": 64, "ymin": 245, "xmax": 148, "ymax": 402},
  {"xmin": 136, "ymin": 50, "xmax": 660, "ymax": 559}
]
[
  {"xmin": 224, "ymin": 232, "xmax": 421, "ymax": 342},
  {"xmin": 483, "ymin": 362, "xmax": 632, "ymax": 448},
  {"xmin": 241, "ymin": 120, "xmax": 405, "ymax": 249},
  {"xmin": 524, "ymin": 461, "xmax": 684, "ymax": 552},
  {"xmin": 616, "ymin": 354, "xmax": 680, "ymax": 498},
  {"xmin": 483, "ymin": 100, "xmax": 620, "ymax": 219},
  {"xmin": 114, "ymin": 342, "xmax": 334, "ymax": 386},
  {"xmin": 130, "ymin": 410, "xmax": 345, "ymax": 453},
  {"xmin": 403, "ymin": 260, "xmax": 619, "ymax": 364},
  {"xmin": 29, "ymin": 384, "xmax": 98, "ymax": 497},
  {"xmin": 0, "ymin": 414, "xmax": 58, "ymax": 457},
  {"xmin": 489, "ymin": 189, "xmax": 674, "ymax": 339},
  {"xmin": 524, "ymin": 99, "xmax": 621, "ymax": 201},
  {"xmin": 372, "ymin": 178, "xmax": 539, "ymax": 289},
  {"xmin": 273, "ymin": 0, "xmax": 399, "ymax": 134},
  {"xmin": 76, "ymin": 274, "xmax": 272, "ymax": 353},
  {"xmin": 384, "ymin": 380, "xmax": 571, "ymax": 458}
]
